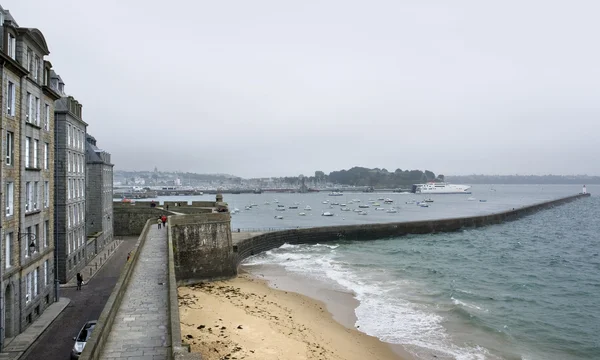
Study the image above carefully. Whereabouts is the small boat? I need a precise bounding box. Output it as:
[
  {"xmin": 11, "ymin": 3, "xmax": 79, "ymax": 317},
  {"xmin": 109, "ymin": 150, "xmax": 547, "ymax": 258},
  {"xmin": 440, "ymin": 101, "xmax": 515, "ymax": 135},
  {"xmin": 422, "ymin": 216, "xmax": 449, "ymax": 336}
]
[
  {"xmin": 348, "ymin": 200, "xmax": 354, "ymax": 204},
  {"xmin": 373, "ymin": 202, "xmax": 381, "ymax": 206},
  {"xmin": 423, "ymin": 198, "xmax": 434, "ymax": 203},
  {"xmin": 245, "ymin": 206, "xmax": 252, "ymax": 210},
  {"xmin": 288, "ymin": 205, "xmax": 298, "ymax": 209},
  {"xmin": 322, "ymin": 212, "xmax": 334, "ymax": 216},
  {"xmin": 250, "ymin": 203, "xmax": 258, "ymax": 207},
  {"xmin": 358, "ymin": 211, "xmax": 368, "ymax": 215},
  {"xmin": 340, "ymin": 207, "xmax": 351, "ymax": 212},
  {"xmin": 322, "ymin": 200, "xmax": 329, "ymax": 204},
  {"xmin": 358, "ymin": 204, "xmax": 370, "ymax": 208},
  {"xmin": 352, "ymin": 199, "xmax": 361, "ymax": 202},
  {"xmin": 340, "ymin": 203, "xmax": 346, "ymax": 207},
  {"xmin": 378, "ymin": 197, "xmax": 385, "ymax": 201},
  {"xmin": 467, "ymin": 197, "xmax": 476, "ymax": 201},
  {"xmin": 375, "ymin": 207, "xmax": 386, "ymax": 211},
  {"xmin": 329, "ymin": 192, "xmax": 343, "ymax": 196},
  {"xmin": 274, "ymin": 215, "xmax": 283, "ymax": 219},
  {"xmin": 479, "ymin": 199, "xmax": 487, "ymax": 202},
  {"xmin": 384, "ymin": 198, "xmax": 393, "ymax": 204},
  {"xmin": 264, "ymin": 201, "xmax": 271, "ymax": 205},
  {"xmin": 276, "ymin": 207, "xmax": 286, "ymax": 211},
  {"xmin": 386, "ymin": 208, "xmax": 397, "ymax": 213},
  {"xmin": 304, "ymin": 205, "xmax": 312, "ymax": 210},
  {"xmin": 353, "ymin": 209, "xmax": 361, "ymax": 213},
  {"xmin": 274, "ymin": 199, "xmax": 279, "ymax": 203},
  {"xmin": 277, "ymin": 204, "xmax": 285, "ymax": 207},
  {"xmin": 405, "ymin": 200, "xmax": 416, "ymax": 204},
  {"xmin": 331, "ymin": 202, "xmax": 340, "ymax": 205},
  {"xmin": 299, "ymin": 212, "xmax": 306, "ymax": 216},
  {"xmin": 418, "ymin": 202, "xmax": 429, "ymax": 207}
]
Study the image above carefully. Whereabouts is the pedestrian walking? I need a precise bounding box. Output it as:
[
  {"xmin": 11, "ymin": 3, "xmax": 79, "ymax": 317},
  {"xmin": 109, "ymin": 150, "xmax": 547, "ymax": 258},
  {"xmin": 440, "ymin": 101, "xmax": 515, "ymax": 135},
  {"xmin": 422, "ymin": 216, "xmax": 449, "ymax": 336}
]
[
  {"xmin": 157, "ymin": 217, "xmax": 162, "ymax": 229},
  {"xmin": 166, "ymin": 204, "xmax": 169, "ymax": 211},
  {"xmin": 76, "ymin": 273, "xmax": 83, "ymax": 290},
  {"xmin": 161, "ymin": 215, "xmax": 167, "ymax": 228}
]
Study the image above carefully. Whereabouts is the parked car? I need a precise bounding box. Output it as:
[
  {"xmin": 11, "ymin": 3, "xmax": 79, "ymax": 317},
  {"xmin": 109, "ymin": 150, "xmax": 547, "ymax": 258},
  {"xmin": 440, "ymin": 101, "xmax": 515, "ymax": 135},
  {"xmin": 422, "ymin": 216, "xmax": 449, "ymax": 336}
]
[{"xmin": 71, "ymin": 320, "xmax": 97, "ymax": 359}]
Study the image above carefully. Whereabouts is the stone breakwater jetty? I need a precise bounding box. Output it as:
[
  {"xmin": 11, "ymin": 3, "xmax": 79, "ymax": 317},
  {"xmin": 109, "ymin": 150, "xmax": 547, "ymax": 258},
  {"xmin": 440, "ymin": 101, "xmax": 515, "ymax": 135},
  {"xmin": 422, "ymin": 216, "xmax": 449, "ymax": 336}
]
[{"xmin": 80, "ymin": 192, "xmax": 590, "ymax": 360}]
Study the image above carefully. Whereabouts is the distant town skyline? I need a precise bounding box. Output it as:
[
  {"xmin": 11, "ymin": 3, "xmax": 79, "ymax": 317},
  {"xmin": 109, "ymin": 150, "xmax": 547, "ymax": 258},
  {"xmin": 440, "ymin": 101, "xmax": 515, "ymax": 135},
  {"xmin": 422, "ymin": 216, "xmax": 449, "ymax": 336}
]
[{"xmin": 6, "ymin": 0, "xmax": 600, "ymax": 178}]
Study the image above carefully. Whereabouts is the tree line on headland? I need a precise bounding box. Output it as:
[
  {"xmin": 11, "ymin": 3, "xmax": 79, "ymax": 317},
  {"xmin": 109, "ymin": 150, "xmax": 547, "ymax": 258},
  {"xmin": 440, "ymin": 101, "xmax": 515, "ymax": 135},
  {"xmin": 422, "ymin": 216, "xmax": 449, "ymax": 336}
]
[{"xmin": 275, "ymin": 167, "xmax": 442, "ymax": 188}]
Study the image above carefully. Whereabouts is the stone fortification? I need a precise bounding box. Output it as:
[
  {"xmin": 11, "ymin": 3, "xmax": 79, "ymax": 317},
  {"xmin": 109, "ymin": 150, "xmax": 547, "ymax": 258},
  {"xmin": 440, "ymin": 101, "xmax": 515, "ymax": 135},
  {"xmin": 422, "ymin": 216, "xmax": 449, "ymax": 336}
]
[{"xmin": 169, "ymin": 212, "xmax": 235, "ymax": 284}]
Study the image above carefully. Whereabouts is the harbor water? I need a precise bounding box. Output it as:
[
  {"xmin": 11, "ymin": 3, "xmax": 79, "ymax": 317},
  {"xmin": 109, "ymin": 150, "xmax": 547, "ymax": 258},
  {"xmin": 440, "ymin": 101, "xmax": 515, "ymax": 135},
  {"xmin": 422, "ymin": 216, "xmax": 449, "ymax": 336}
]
[{"xmin": 135, "ymin": 185, "xmax": 599, "ymax": 359}]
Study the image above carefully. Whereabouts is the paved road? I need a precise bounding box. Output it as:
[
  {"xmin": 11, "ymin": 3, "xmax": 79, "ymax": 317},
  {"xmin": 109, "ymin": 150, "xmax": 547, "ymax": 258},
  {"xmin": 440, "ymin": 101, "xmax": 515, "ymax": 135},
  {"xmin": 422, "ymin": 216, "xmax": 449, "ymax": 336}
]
[{"xmin": 22, "ymin": 237, "xmax": 139, "ymax": 360}]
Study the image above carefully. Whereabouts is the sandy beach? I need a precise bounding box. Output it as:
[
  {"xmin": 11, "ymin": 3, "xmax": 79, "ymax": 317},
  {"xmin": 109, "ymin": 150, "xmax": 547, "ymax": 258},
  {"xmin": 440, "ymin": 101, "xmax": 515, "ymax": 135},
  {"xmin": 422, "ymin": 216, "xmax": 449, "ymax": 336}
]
[{"xmin": 179, "ymin": 272, "xmax": 410, "ymax": 360}]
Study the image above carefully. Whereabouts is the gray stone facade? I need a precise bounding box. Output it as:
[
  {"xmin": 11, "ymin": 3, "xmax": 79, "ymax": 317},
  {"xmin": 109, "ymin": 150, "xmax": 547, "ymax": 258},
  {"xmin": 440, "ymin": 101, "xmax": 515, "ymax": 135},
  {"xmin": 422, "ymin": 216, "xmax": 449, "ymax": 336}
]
[
  {"xmin": 53, "ymin": 74, "xmax": 88, "ymax": 284},
  {"xmin": 0, "ymin": 5, "xmax": 61, "ymax": 348},
  {"xmin": 85, "ymin": 135, "xmax": 114, "ymax": 256}
]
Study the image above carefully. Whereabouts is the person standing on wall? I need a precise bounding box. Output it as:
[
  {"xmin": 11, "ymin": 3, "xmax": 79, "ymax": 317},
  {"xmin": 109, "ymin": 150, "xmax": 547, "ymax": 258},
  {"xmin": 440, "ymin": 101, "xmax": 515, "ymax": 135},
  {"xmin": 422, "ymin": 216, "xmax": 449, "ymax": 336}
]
[
  {"xmin": 76, "ymin": 273, "xmax": 84, "ymax": 290},
  {"xmin": 161, "ymin": 215, "xmax": 167, "ymax": 228},
  {"xmin": 157, "ymin": 217, "xmax": 162, "ymax": 229}
]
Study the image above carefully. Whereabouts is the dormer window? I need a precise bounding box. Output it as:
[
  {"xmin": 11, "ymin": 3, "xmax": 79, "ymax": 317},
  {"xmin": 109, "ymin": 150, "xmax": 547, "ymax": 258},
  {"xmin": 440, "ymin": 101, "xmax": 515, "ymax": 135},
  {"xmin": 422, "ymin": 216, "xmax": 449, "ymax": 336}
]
[
  {"xmin": 34, "ymin": 56, "xmax": 40, "ymax": 81},
  {"xmin": 59, "ymin": 83, "xmax": 64, "ymax": 94},
  {"xmin": 7, "ymin": 34, "xmax": 16, "ymax": 59},
  {"xmin": 27, "ymin": 48, "xmax": 33, "ymax": 73}
]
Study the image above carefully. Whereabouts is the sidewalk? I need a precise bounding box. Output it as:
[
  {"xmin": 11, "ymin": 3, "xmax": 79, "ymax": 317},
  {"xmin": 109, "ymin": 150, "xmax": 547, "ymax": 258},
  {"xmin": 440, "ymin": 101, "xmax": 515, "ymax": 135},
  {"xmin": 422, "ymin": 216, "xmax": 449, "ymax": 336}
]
[
  {"xmin": 0, "ymin": 298, "xmax": 70, "ymax": 360},
  {"xmin": 61, "ymin": 239, "xmax": 124, "ymax": 288}
]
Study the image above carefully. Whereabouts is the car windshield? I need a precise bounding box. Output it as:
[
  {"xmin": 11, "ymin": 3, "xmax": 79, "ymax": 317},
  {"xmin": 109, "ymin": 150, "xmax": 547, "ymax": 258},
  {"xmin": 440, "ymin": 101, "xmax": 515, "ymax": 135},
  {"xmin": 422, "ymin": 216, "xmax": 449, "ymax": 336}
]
[{"xmin": 76, "ymin": 323, "xmax": 96, "ymax": 342}]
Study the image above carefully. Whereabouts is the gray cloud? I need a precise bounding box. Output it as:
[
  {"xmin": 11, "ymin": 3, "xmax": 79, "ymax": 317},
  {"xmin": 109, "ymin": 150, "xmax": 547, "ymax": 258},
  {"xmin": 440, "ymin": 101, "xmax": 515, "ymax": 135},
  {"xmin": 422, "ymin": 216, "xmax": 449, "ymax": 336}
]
[{"xmin": 7, "ymin": 0, "xmax": 600, "ymax": 177}]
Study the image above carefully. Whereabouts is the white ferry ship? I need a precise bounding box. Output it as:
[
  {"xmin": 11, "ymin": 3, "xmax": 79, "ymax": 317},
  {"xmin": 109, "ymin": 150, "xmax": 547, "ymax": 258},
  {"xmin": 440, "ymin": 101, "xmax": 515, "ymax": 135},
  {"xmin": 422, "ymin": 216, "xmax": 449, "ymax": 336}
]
[{"xmin": 412, "ymin": 182, "xmax": 471, "ymax": 194}]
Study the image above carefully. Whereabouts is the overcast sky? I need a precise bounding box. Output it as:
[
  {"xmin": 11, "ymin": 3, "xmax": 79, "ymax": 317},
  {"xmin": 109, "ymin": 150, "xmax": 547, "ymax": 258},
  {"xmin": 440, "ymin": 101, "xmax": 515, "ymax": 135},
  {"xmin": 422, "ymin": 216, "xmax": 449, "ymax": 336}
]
[{"xmin": 6, "ymin": 0, "xmax": 599, "ymax": 177}]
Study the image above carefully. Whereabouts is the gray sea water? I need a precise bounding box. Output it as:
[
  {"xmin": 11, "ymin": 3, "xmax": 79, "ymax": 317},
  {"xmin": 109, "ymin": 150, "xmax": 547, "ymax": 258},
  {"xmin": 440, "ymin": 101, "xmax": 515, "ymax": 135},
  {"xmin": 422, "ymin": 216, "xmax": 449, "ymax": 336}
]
[{"xmin": 138, "ymin": 185, "xmax": 599, "ymax": 359}]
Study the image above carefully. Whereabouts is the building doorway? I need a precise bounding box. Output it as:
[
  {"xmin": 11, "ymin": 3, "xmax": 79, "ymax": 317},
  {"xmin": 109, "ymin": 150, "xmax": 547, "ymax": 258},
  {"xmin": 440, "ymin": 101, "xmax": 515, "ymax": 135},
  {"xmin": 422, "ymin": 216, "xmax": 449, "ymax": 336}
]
[{"xmin": 4, "ymin": 284, "xmax": 14, "ymax": 338}]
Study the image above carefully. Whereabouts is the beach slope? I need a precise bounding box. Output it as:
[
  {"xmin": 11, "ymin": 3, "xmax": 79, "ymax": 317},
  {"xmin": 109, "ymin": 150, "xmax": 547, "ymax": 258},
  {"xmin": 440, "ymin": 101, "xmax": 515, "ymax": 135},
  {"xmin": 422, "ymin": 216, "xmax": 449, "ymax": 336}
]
[{"xmin": 179, "ymin": 273, "xmax": 405, "ymax": 360}]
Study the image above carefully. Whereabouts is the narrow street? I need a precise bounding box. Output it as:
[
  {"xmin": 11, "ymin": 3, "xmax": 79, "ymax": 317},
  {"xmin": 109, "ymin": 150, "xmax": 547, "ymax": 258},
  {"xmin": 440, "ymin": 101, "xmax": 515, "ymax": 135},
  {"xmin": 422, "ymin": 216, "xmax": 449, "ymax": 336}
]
[{"xmin": 21, "ymin": 237, "xmax": 139, "ymax": 360}]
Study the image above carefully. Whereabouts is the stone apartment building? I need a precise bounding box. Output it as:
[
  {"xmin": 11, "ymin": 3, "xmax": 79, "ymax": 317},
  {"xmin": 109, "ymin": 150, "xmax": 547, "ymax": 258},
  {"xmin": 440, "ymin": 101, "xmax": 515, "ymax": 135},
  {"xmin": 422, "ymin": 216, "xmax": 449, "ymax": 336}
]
[
  {"xmin": 0, "ymin": 6, "xmax": 61, "ymax": 346},
  {"xmin": 85, "ymin": 135, "xmax": 113, "ymax": 257},
  {"xmin": 52, "ymin": 72, "xmax": 87, "ymax": 284}
]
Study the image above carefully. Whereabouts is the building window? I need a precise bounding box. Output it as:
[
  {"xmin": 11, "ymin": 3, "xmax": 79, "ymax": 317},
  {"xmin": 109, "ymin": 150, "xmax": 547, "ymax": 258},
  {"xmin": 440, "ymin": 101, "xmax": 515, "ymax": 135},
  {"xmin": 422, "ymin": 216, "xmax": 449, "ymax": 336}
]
[
  {"xmin": 68, "ymin": 179, "xmax": 71, "ymax": 200},
  {"xmin": 5, "ymin": 232, "xmax": 12, "ymax": 268},
  {"xmin": 6, "ymin": 182, "xmax": 14, "ymax": 216},
  {"xmin": 7, "ymin": 81, "xmax": 15, "ymax": 116},
  {"xmin": 33, "ymin": 140, "xmax": 39, "ymax": 168},
  {"xmin": 34, "ymin": 56, "xmax": 40, "ymax": 82},
  {"xmin": 44, "ymin": 261, "xmax": 48, "ymax": 286},
  {"xmin": 26, "ymin": 93, "xmax": 33, "ymax": 122},
  {"xmin": 24, "ymin": 226, "xmax": 32, "ymax": 258},
  {"xmin": 34, "ymin": 182, "xmax": 39, "ymax": 210},
  {"xmin": 68, "ymin": 125, "xmax": 71, "ymax": 146},
  {"xmin": 44, "ymin": 220, "xmax": 49, "ymax": 248},
  {"xmin": 25, "ymin": 137, "xmax": 31, "ymax": 167},
  {"xmin": 35, "ymin": 97, "xmax": 41, "ymax": 125},
  {"xmin": 44, "ymin": 181, "xmax": 49, "ymax": 208},
  {"xmin": 27, "ymin": 48, "xmax": 33, "ymax": 73},
  {"xmin": 5, "ymin": 131, "xmax": 14, "ymax": 166},
  {"xmin": 67, "ymin": 205, "xmax": 71, "ymax": 227},
  {"xmin": 44, "ymin": 143, "xmax": 49, "ymax": 169},
  {"xmin": 44, "ymin": 104, "xmax": 50, "ymax": 130},
  {"xmin": 33, "ymin": 224, "xmax": 39, "ymax": 253},
  {"xmin": 7, "ymin": 34, "xmax": 16, "ymax": 59},
  {"xmin": 26, "ymin": 272, "xmax": 32, "ymax": 304},
  {"xmin": 34, "ymin": 267, "xmax": 39, "ymax": 297},
  {"xmin": 25, "ymin": 182, "xmax": 32, "ymax": 212}
]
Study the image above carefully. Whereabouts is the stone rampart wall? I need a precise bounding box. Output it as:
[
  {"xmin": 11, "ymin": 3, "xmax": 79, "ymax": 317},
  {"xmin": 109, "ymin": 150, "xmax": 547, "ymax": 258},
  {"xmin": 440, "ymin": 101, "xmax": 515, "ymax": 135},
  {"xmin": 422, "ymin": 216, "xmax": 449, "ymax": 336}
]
[
  {"xmin": 169, "ymin": 213, "xmax": 236, "ymax": 284},
  {"xmin": 113, "ymin": 204, "xmax": 171, "ymax": 236}
]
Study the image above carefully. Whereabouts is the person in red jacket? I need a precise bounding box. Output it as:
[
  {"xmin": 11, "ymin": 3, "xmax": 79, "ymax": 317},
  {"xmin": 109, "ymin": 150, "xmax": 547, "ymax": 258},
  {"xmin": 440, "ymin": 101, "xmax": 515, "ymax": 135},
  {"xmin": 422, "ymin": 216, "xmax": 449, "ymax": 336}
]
[{"xmin": 161, "ymin": 215, "xmax": 167, "ymax": 228}]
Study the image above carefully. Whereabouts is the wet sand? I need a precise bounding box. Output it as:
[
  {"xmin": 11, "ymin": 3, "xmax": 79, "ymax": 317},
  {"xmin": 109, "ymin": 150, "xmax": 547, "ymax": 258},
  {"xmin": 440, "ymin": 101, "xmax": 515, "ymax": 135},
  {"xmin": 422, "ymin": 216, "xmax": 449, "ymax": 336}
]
[{"xmin": 179, "ymin": 272, "xmax": 411, "ymax": 360}]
